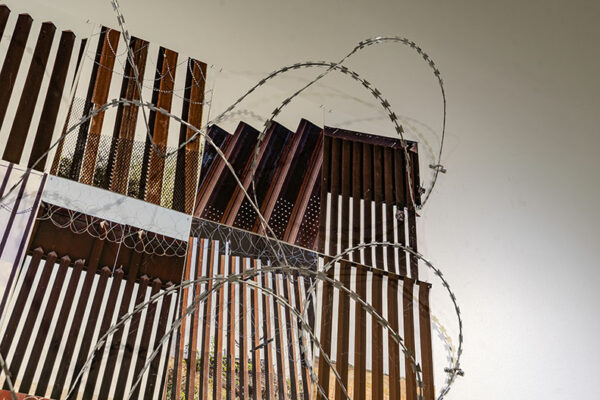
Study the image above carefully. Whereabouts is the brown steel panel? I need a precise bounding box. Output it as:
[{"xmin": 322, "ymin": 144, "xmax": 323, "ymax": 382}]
[
  {"xmin": 172, "ymin": 63, "xmax": 192, "ymax": 213},
  {"xmin": 173, "ymin": 238, "xmax": 194, "ymax": 400},
  {"xmin": 318, "ymin": 131, "xmax": 331, "ymax": 253},
  {"xmin": 195, "ymin": 124, "xmax": 245, "ymax": 216},
  {"xmin": 362, "ymin": 143, "xmax": 373, "ymax": 267},
  {"xmin": 255, "ymin": 119, "xmax": 310, "ymax": 232},
  {"xmin": 260, "ymin": 269, "xmax": 276, "ymax": 400},
  {"xmin": 68, "ymin": 31, "xmax": 102, "ymax": 180},
  {"xmin": 198, "ymin": 123, "xmax": 259, "ymax": 221},
  {"xmin": 393, "ymin": 150, "xmax": 407, "ymax": 276},
  {"xmin": 295, "ymin": 175, "xmax": 322, "ymax": 251},
  {"xmin": 236, "ymin": 125, "xmax": 308, "ymax": 398},
  {"xmin": 407, "ymin": 149, "xmax": 419, "ymax": 279},
  {"xmin": 334, "ymin": 262, "xmax": 351, "ymax": 400},
  {"xmin": 213, "ymin": 254, "xmax": 226, "ymax": 400},
  {"xmin": 356, "ymin": 142, "xmax": 377, "ymax": 398},
  {"xmin": 231, "ymin": 124, "xmax": 291, "ymax": 231},
  {"xmin": 0, "ymin": 13, "xmax": 32, "ymax": 131},
  {"xmin": 317, "ymin": 136, "xmax": 339, "ymax": 399},
  {"xmin": 315, "ymin": 132, "xmax": 330, "ymax": 400},
  {"xmin": 4, "ymin": 22, "xmax": 56, "ymax": 163},
  {"xmin": 328, "ymin": 138, "xmax": 341, "ymax": 223},
  {"xmin": 351, "ymin": 141, "xmax": 365, "ymax": 400},
  {"xmin": 95, "ymin": 249, "xmax": 141, "ymax": 400},
  {"xmin": 144, "ymin": 281, "xmax": 175, "ymax": 400},
  {"xmin": 387, "ymin": 277, "xmax": 401, "ymax": 400},
  {"xmin": 411, "ymin": 147, "xmax": 422, "ymax": 207},
  {"xmin": 269, "ymin": 125, "xmax": 318, "ymax": 398},
  {"xmin": 69, "ymin": 266, "xmax": 123, "ymax": 397},
  {"xmin": 185, "ymin": 60, "xmax": 206, "ymax": 152},
  {"xmin": 373, "ymin": 145, "xmax": 385, "ymax": 270},
  {"xmin": 0, "ymin": 6, "xmax": 10, "ymax": 39},
  {"xmin": 239, "ymin": 258, "xmax": 250, "ymax": 400},
  {"xmin": 7, "ymin": 253, "xmax": 65, "ymax": 392},
  {"xmin": 292, "ymin": 270, "xmax": 312, "ymax": 400},
  {"xmin": 29, "ymin": 30, "xmax": 76, "ymax": 170},
  {"xmin": 173, "ymin": 59, "xmax": 206, "ymax": 214},
  {"xmin": 353, "ymin": 266, "xmax": 367, "ymax": 400},
  {"xmin": 137, "ymin": 47, "xmax": 163, "ymax": 199},
  {"xmin": 91, "ymin": 29, "xmax": 120, "ymax": 106},
  {"xmin": 109, "ymin": 36, "xmax": 149, "ymax": 193},
  {"xmin": 145, "ymin": 48, "xmax": 177, "ymax": 205},
  {"xmin": 129, "ymin": 277, "xmax": 162, "ymax": 400},
  {"xmin": 407, "ymin": 209, "xmax": 418, "ymax": 280},
  {"xmin": 221, "ymin": 123, "xmax": 276, "ymax": 226},
  {"xmin": 195, "ymin": 130, "xmax": 231, "ymax": 215},
  {"xmin": 197, "ymin": 125, "xmax": 229, "ymax": 190},
  {"xmin": 185, "ymin": 239, "xmax": 203, "ymax": 399},
  {"xmin": 402, "ymin": 146, "xmax": 419, "ymax": 279},
  {"xmin": 334, "ymin": 139, "xmax": 352, "ymax": 400},
  {"xmin": 224, "ymin": 123, "xmax": 291, "ymax": 230},
  {"xmin": 113, "ymin": 274, "xmax": 151, "ymax": 399},
  {"xmin": 418, "ymin": 282, "xmax": 434, "ymax": 400},
  {"xmin": 383, "ymin": 148, "xmax": 396, "ymax": 273},
  {"xmin": 371, "ymin": 270, "xmax": 384, "ymax": 400},
  {"xmin": 258, "ymin": 120, "xmax": 321, "ymax": 242},
  {"xmin": 281, "ymin": 273, "xmax": 300, "ymax": 400},
  {"xmin": 199, "ymin": 242, "xmax": 215, "ymax": 400},
  {"xmin": 81, "ymin": 264, "xmax": 125, "ymax": 399},
  {"xmin": 250, "ymin": 259, "xmax": 263, "ymax": 400},
  {"xmin": 50, "ymin": 37, "xmax": 87, "ymax": 176},
  {"xmin": 226, "ymin": 256, "xmax": 237, "ymax": 400},
  {"xmin": 286, "ymin": 136, "xmax": 323, "ymax": 247},
  {"xmin": 403, "ymin": 278, "xmax": 417, "ymax": 400},
  {"xmin": 79, "ymin": 28, "xmax": 120, "ymax": 185},
  {"xmin": 48, "ymin": 223, "xmax": 107, "ymax": 398},
  {"xmin": 351, "ymin": 141, "xmax": 362, "ymax": 263},
  {"xmin": 276, "ymin": 120, "xmax": 324, "ymax": 376},
  {"xmin": 27, "ymin": 258, "xmax": 84, "ymax": 396},
  {"xmin": 271, "ymin": 272, "xmax": 289, "ymax": 400}
]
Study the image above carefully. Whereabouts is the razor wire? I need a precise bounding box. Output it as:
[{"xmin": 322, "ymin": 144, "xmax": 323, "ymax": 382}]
[
  {"xmin": 37, "ymin": 202, "xmax": 189, "ymax": 257},
  {"xmin": 1, "ymin": 96, "xmax": 460, "ymax": 399},
  {"xmin": 0, "ymin": 1, "xmax": 463, "ymax": 398}
]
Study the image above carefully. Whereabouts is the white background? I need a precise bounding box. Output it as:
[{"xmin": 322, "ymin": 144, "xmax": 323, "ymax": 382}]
[{"xmin": 5, "ymin": 0, "xmax": 600, "ymax": 398}]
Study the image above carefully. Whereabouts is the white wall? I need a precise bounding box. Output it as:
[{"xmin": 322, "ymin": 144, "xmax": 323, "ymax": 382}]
[{"xmin": 6, "ymin": 0, "xmax": 600, "ymax": 398}]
